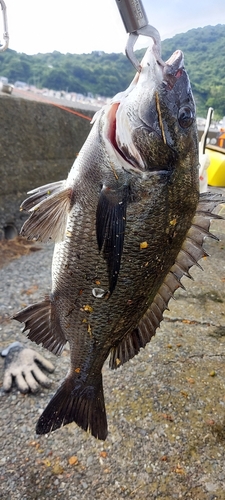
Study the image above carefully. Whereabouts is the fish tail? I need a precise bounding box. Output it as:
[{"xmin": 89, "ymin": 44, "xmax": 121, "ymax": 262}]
[{"xmin": 36, "ymin": 373, "xmax": 108, "ymax": 440}]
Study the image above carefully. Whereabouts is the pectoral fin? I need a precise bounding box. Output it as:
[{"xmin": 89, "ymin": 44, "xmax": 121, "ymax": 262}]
[
  {"xmin": 20, "ymin": 180, "xmax": 72, "ymax": 242},
  {"xmin": 96, "ymin": 184, "xmax": 128, "ymax": 295}
]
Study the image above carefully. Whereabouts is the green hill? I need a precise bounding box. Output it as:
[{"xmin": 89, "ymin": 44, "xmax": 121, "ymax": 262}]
[{"xmin": 0, "ymin": 24, "xmax": 224, "ymax": 118}]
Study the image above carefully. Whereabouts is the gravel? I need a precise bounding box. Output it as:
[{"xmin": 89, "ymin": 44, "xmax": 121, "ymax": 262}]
[{"xmin": 0, "ymin": 206, "xmax": 225, "ymax": 500}]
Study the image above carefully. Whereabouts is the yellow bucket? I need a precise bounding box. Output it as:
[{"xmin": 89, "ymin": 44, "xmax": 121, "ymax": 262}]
[{"xmin": 206, "ymin": 145, "xmax": 225, "ymax": 187}]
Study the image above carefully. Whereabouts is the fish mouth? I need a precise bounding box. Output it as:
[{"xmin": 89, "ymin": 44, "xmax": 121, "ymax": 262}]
[
  {"xmin": 105, "ymin": 100, "xmax": 144, "ymax": 172},
  {"xmin": 105, "ymin": 48, "xmax": 185, "ymax": 173},
  {"xmin": 106, "ymin": 102, "xmax": 119, "ymax": 146},
  {"xmin": 104, "ymin": 46, "xmax": 163, "ymax": 172}
]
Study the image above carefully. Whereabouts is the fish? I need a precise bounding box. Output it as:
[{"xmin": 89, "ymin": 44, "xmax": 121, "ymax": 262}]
[{"xmin": 14, "ymin": 44, "xmax": 224, "ymax": 441}]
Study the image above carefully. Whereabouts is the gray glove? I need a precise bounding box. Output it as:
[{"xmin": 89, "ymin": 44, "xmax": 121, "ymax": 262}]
[{"xmin": 1, "ymin": 342, "xmax": 54, "ymax": 393}]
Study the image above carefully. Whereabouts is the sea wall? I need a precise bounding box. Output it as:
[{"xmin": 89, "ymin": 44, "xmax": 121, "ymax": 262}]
[{"xmin": 0, "ymin": 95, "xmax": 95, "ymax": 238}]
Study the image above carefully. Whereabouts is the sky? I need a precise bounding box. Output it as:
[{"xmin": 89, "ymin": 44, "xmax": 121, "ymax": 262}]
[{"xmin": 2, "ymin": 0, "xmax": 225, "ymax": 55}]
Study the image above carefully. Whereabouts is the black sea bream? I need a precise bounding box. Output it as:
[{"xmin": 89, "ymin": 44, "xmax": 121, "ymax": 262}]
[{"xmin": 14, "ymin": 45, "xmax": 224, "ymax": 440}]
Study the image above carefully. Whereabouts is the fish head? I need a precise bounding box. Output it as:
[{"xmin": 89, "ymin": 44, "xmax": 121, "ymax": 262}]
[{"xmin": 113, "ymin": 45, "xmax": 199, "ymax": 180}]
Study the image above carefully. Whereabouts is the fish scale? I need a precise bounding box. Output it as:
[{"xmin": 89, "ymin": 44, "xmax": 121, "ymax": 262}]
[{"xmin": 14, "ymin": 45, "xmax": 224, "ymax": 440}]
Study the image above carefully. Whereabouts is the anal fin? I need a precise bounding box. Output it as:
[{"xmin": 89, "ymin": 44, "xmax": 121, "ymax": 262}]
[
  {"xmin": 36, "ymin": 373, "xmax": 107, "ymax": 440},
  {"xmin": 13, "ymin": 297, "xmax": 66, "ymax": 356},
  {"xmin": 109, "ymin": 328, "xmax": 146, "ymax": 369},
  {"xmin": 109, "ymin": 299, "xmax": 163, "ymax": 370},
  {"xmin": 20, "ymin": 180, "xmax": 72, "ymax": 242}
]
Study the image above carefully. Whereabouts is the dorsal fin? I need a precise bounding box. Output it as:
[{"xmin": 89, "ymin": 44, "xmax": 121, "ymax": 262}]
[{"xmin": 109, "ymin": 193, "xmax": 224, "ymax": 369}]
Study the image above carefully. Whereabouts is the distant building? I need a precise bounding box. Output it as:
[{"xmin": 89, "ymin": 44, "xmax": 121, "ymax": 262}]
[
  {"xmin": 14, "ymin": 81, "xmax": 28, "ymax": 89},
  {"xmin": 0, "ymin": 76, "xmax": 8, "ymax": 84}
]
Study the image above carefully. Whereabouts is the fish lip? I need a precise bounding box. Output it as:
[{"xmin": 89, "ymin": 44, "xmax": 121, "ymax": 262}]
[
  {"xmin": 165, "ymin": 49, "xmax": 184, "ymax": 70},
  {"xmin": 162, "ymin": 50, "xmax": 184, "ymax": 87},
  {"xmin": 138, "ymin": 48, "xmax": 184, "ymax": 91},
  {"xmin": 139, "ymin": 43, "xmax": 162, "ymax": 65}
]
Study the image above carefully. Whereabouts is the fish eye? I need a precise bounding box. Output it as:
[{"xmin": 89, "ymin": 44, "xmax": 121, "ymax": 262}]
[{"xmin": 178, "ymin": 106, "xmax": 194, "ymax": 128}]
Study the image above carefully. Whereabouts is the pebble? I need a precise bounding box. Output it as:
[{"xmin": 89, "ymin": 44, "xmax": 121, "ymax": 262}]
[
  {"xmin": 86, "ymin": 455, "xmax": 94, "ymax": 466},
  {"xmin": 205, "ymin": 482, "xmax": 218, "ymax": 492}
]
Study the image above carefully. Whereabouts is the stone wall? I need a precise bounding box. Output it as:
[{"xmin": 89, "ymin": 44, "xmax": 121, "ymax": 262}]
[{"xmin": 0, "ymin": 95, "xmax": 95, "ymax": 238}]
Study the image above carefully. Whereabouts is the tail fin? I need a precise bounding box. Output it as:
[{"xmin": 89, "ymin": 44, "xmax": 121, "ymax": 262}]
[{"xmin": 36, "ymin": 373, "xmax": 108, "ymax": 440}]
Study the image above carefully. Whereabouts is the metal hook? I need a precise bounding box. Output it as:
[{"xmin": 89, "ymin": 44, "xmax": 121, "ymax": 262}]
[
  {"xmin": 125, "ymin": 25, "xmax": 164, "ymax": 72},
  {"xmin": 0, "ymin": 0, "xmax": 9, "ymax": 53},
  {"xmin": 115, "ymin": 0, "xmax": 164, "ymax": 72}
]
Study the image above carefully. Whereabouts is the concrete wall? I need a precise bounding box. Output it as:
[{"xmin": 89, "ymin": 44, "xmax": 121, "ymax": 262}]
[{"xmin": 0, "ymin": 95, "xmax": 95, "ymax": 238}]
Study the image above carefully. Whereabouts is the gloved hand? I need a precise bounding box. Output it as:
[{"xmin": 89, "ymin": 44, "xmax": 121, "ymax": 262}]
[{"xmin": 1, "ymin": 342, "xmax": 54, "ymax": 393}]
